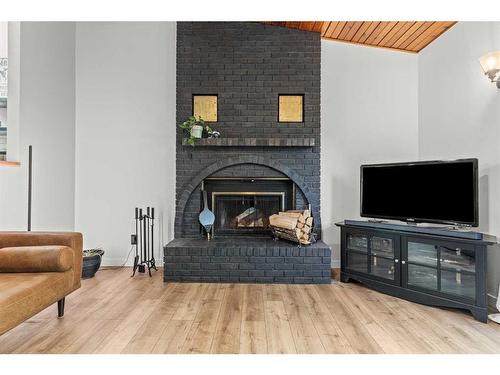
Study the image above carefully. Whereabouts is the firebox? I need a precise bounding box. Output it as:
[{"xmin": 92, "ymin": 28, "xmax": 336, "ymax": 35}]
[{"xmin": 202, "ymin": 178, "xmax": 295, "ymax": 236}]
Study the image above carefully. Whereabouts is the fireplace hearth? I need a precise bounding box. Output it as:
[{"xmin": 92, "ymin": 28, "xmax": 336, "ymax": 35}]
[{"xmin": 164, "ymin": 237, "xmax": 332, "ymax": 284}]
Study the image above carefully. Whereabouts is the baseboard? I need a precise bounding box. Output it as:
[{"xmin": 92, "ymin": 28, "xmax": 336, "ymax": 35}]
[
  {"xmin": 101, "ymin": 257, "xmax": 131, "ymax": 267},
  {"xmin": 101, "ymin": 255, "xmax": 164, "ymax": 268}
]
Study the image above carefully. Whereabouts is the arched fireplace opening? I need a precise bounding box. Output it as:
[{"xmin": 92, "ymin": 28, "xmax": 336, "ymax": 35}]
[{"xmin": 174, "ymin": 157, "xmax": 319, "ymax": 238}]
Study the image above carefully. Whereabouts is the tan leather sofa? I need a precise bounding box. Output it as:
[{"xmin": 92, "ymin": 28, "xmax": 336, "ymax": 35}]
[{"xmin": 0, "ymin": 232, "xmax": 83, "ymax": 335}]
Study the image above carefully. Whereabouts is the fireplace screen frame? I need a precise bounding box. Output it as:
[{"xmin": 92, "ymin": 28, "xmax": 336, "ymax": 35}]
[
  {"xmin": 202, "ymin": 177, "xmax": 296, "ymax": 237},
  {"xmin": 211, "ymin": 191, "xmax": 285, "ymax": 236},
  {"xmin": 211, "ymin": 191, "xmax": 286, "ymax": 213}
]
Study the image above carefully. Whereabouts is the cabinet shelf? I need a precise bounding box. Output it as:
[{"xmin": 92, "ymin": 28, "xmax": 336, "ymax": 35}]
[
  {"xmin": 347, "ymin": 248, "xmax": 395, "ymax": 261},
  {"xmin": 346, "ymin": 247, "xmax": 367, "ymax": 255},
  {"xmin": 406, "ymin": 260, "xmax": 438, "ymax": 270},
  {"xmin": 440, "ymin": 264, "xmax": 475, "ymax": 275},
  {"xmin": 370, "ymin": 252, "xmax": 395, "ymax": 260}
]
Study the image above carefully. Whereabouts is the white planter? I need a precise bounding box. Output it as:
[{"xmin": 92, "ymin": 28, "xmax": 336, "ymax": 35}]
[{"xmin": 190, "ymin": 125, "xmax": 203, "ymax": 139}]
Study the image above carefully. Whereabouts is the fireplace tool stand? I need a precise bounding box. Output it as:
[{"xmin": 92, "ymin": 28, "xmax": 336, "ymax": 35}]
[{"xmin": 132, "ymin": 207, "xmax": 158, "ymax": 277}]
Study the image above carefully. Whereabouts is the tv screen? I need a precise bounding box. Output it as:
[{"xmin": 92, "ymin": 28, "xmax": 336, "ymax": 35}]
[{"xmin": 360, "ymin": 159, "xmax": 478, "ymax": 226}]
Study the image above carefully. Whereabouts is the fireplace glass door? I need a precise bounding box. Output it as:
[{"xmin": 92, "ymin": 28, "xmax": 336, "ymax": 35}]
[{"xmin": 212, "ymin": 192, "xmax": 284, "ymax": 235}]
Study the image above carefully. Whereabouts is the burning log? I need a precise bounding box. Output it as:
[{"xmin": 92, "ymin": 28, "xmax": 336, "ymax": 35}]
[{"xmin": 236, "ymin": 207, "xmax": 266, "ymax": 228}]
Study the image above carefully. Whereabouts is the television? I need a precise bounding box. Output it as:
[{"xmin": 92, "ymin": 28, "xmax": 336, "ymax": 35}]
[{"xmin": 360, "ymin": 159, "xmax": 478, "ymax": 226}]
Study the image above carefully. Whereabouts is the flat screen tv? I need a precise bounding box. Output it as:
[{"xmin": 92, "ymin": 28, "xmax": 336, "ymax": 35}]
[{"xmin": 360, "ymin": 159, "xmax": 478, "ymax": 226}]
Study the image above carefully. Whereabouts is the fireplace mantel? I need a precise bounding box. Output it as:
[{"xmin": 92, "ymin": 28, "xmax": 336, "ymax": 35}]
[{"xmin": 182, "ymin": 137, "xmax": 316, "ymax": 147}]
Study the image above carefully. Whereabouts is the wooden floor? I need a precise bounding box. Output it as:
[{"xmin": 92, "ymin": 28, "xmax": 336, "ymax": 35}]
[{"xmin": 1, "ymin": 267, "xmax": 500, "ymax": 354}]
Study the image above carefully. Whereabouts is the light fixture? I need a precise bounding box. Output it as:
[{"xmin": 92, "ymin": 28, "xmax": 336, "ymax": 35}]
[{"xmin": 479, "ymin": 51, "xmax": 500, "ymax": 88}]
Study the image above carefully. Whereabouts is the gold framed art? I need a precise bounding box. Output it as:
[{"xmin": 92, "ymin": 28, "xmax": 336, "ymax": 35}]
[
  {"xmin": 278, "ymin": 94, "xmax": 304, "ymax": 123},
  {"xmin": 193, "ymin": 94, "xmax": 218, "ymax": 122}
]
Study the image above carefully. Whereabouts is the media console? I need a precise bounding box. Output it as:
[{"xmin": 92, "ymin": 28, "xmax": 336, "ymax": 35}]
[{"xmin": 336, "ymin": 221, "xmax": 497, "ymax": 322}]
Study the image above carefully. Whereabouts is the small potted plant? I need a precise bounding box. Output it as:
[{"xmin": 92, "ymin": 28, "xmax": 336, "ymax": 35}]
[
  {"xmin": 82, "ymin": 248, "xmax": 105, "ymax": 279},
  {"xmin": 179, "ymin": 116, "xmax": 205, "ymax": 145}
]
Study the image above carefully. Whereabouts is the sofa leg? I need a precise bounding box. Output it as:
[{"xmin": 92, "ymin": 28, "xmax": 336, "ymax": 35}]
[{"xmin": 57, "ymin": 298, "xmax": 65, "ymax": 318}]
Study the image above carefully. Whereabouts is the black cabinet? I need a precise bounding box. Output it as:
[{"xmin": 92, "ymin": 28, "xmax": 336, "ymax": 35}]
[{"xmin": 338, "ymin": 222, "xmax": 493, "ymax": 323}]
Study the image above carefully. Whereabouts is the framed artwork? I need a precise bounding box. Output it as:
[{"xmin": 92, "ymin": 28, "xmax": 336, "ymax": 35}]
[
  {"xmin": 193, "ymin": 94, "xmax": 218, "ymax": 122},
  {"xmin": 278, "ymin": 94, "xmax": 304, "ymax": 123}
]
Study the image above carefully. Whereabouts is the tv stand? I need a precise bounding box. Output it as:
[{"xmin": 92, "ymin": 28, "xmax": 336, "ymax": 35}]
[{"xmin": 336, "ymin": 221, "xmax": 496, "ymax": 323}]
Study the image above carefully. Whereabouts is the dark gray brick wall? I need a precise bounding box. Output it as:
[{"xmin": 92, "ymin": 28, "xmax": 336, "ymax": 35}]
[{"xmin": 176, "ymin": 22, "xmax": 321, "ymax": 237}]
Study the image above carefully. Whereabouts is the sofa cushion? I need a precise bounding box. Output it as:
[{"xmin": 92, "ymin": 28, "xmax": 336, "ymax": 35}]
[
  {"xmin": 0, "ymin": 270, "xmax": 74, "ymax": 335},
  {"xmin": 0, "ymin": 246, "xmax": 74, "ymax": 273}
]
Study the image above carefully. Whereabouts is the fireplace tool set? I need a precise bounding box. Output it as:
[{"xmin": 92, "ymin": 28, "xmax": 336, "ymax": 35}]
[{"xmin": 132, "ymin": 207, "xmax": 157, "ymax": 277}]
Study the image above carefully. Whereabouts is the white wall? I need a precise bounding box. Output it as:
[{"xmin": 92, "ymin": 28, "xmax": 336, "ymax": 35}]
[
  {"xmin": 74, "ymin": 22, "xmax": 176, "ymax": 266},
  {"xmin": 321, "ymin": 41, "xmax": 419, "ymax": 266},
  {"xmin": 418, "ymin": 22, "xmax": 500, "ymax": 303},
  {"xmin": 0, "ymin": 22, "xmax": 76, "ymax": 231}
]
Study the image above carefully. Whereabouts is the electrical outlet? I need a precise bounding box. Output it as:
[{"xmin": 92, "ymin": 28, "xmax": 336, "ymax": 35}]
[{"xmin": 131, "ymin": 234, "xmax": 137, "ymax": 245}]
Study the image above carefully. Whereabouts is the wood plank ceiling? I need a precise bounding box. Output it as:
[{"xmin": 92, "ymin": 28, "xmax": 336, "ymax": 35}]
[{"xmin": 263, "ymin": 22, "xmax": 457, "ymax": 53}]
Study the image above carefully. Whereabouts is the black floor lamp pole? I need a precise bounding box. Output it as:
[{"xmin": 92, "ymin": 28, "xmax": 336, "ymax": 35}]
[{"xmin": 27, "ymin": 145, "xmax": 32, "ymax": 231}]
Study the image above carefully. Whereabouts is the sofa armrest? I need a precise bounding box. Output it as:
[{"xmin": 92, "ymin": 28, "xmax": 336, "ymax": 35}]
[
  {"xmin": 0, "ymin": 246, "xmax": 74, "ymax": 272},
  {"xmin": 0, "ymin": 232, "xmax": 83, "ymax": 289}
]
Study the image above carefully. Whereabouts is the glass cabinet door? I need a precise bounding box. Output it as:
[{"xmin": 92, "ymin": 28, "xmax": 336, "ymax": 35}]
[
  {"xmin": 404, "ymin": 238, "xmax": 476, "ymax": 302},
  {"xmin": 406, "ymin": 241, "xmax": 438, "ymax": 291},
  {"xmin": 345, "ymin": 230, "xmax": 399, "ymax": 284},
  {"xmin": 345, "ymin": 232, "xmax": 368, "ymax": 273},
  {"xmin": 439, "ymin": 245, "xmax": 476, "ymax": 300}
]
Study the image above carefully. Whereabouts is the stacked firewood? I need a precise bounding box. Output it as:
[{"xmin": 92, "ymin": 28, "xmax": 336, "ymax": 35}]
[{"xmin": 269, "ymin": 209, "xmax": 314, "ymax": 245}]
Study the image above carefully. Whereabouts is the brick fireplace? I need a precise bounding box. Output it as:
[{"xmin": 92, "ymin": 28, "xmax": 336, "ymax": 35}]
[{"xmin": 164, "ymin": 22, "xmax": 331, "ymax": 283}]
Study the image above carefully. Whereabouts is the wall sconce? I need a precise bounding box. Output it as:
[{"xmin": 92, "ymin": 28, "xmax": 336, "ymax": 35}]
[{"xmin": 479, "ymin": 51, "xmax": 500, "ymax": 88}]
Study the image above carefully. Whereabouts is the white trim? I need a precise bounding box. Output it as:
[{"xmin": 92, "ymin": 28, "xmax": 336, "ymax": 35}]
[{"xmin": 101, "ymin": 257, "xmax": 132, "ymax": 267}]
